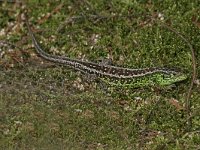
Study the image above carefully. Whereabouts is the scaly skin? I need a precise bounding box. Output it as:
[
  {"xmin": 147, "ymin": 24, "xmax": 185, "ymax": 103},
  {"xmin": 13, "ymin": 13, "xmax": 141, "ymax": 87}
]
[{"xmin": 25, "ymin": 19, "xmax": 187, "ymax": 88}]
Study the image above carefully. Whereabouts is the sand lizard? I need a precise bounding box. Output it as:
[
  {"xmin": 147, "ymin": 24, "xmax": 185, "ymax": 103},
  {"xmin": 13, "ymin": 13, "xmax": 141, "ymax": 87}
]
[{"xmin": 25, "ymin": 19, "xmax": 187, "ymax": 88}]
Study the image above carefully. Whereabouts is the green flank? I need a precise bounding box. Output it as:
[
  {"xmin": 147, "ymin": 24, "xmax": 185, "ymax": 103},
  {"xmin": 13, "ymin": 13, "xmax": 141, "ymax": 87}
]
[{"xmin": 101, "ymin": 72, "xmax": 187, "ymax": 88}]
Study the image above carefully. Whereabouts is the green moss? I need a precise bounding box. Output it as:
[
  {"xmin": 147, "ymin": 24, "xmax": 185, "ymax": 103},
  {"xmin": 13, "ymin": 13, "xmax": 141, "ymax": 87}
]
[{"xmin": 0, "ymin": 0, "xmax": 199, "ymax": 149}]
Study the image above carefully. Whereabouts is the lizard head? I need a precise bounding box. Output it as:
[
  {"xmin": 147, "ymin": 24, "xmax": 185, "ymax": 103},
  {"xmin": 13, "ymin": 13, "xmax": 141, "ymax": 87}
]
[{"xmin": 155, "ymin": 71, "xmax": 187, "ymax": 86}]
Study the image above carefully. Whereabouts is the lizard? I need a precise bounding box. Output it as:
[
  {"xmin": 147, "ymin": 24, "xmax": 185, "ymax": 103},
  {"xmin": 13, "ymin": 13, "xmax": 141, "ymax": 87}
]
[{"xmin": 25, "ymin": 18, "xmax": 187, "ymax": 89}]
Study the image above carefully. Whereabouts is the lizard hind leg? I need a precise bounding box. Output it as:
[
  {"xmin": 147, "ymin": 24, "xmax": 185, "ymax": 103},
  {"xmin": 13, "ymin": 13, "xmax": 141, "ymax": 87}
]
[
  {"xmin": 96, "ymin": 79, "xmax": 109, "ymax": 93},
  {"xmin": 81, "ymin": 72, "xmax": 112, "ymax": 94}
]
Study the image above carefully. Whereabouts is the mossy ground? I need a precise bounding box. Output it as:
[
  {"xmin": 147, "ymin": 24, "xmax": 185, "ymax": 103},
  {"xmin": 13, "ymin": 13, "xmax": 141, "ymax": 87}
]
[{"xmin": 0, "ymin": 1, "xmax": 200, "ymax": 149}]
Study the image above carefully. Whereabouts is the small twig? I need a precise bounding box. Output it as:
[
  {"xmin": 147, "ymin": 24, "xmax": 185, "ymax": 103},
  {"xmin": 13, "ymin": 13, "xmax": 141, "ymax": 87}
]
[
  {"xmin": 57, "ymin": 14, "xmax": 113, "ymax": 33},
  {"xmin": 56, "ymin": 13, "xmax": 148, "ymax": 33},
  {"xmin": 158, "ymin": 21, "xmax": 197, "ymax": 131},
  {"xmin": 182, "ymin": 106, "xmax": 200, "ymax": 125}
]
